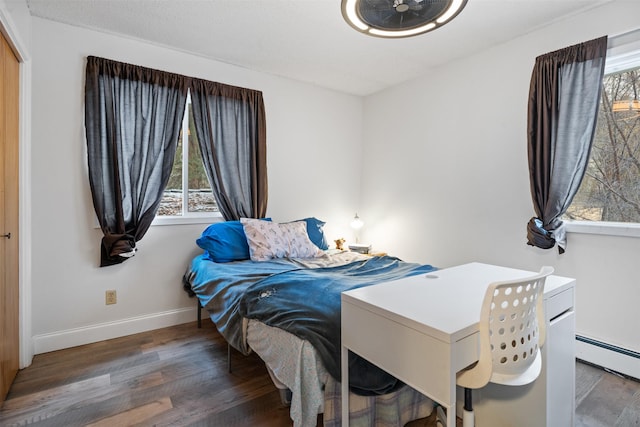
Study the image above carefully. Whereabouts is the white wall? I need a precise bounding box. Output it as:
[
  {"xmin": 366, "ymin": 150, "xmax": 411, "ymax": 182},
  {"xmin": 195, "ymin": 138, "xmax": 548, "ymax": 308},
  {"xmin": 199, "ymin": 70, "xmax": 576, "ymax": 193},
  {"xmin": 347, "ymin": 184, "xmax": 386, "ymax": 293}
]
[
  {"xmin": 361, "ymin": 0, "xmax": 640, "ymax": 361},
  {"xmin": 30, "ymin": 17, "xmax": 363, "ymax": 353}
]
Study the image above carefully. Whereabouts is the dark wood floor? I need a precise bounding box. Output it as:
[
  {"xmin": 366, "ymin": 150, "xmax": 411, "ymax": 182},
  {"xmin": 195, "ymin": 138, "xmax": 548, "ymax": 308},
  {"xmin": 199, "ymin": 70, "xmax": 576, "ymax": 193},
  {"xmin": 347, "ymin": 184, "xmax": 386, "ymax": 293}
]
[
  {"xmin": 0, "ymin": 321, "xmax": 638, "ymax": 426},
  {"xmin": 575, "ymin": 360, "xmax": 640, "ymax": 426},
  {"xmin": 0, "ymin": 321, "xmax": 297, "ymax": 426}
]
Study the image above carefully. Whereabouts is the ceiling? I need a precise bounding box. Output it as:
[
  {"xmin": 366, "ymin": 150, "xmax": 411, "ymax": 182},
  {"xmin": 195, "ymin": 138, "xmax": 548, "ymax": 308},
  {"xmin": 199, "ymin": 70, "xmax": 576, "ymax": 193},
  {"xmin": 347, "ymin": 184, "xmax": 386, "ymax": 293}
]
[{"xmin": 26, "ymin": 0, "xmax": 613, "ymax": 96}]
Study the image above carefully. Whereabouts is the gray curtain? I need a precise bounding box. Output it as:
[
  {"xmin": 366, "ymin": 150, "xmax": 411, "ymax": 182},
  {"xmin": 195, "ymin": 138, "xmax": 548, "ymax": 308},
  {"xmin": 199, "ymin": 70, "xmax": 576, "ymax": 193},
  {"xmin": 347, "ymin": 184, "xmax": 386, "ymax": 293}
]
[
  {"xmin": 190, "ymin": 78, "xmax": 268, "ymax": 220},
  {"xmin": 526, "ymin": 36, "xmax": 608, "ymax": 253},
  {"xmin": 85, "ymin": 56, "xmax": 189, "ymax": 266}
]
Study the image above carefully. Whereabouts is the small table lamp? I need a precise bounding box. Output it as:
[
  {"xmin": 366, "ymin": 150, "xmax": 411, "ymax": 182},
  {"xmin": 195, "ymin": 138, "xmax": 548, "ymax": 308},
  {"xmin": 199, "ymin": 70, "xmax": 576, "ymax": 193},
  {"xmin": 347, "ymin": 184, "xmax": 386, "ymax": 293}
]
[
  {"xmin": 349, "ymin": 213, "xmax": 371, "ymax": 254},
  {"xmin": 350, "ymin": 213, "xmax": 364, "ymax": 239}
]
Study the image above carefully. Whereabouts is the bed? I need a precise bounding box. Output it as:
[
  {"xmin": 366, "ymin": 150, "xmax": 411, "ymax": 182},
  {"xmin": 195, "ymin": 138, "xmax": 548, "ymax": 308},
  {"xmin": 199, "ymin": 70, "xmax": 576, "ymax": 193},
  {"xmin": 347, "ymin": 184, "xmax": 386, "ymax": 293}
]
[{"xmin": 183, "ymin": 218, "xmax": 437, "ymax": 426}]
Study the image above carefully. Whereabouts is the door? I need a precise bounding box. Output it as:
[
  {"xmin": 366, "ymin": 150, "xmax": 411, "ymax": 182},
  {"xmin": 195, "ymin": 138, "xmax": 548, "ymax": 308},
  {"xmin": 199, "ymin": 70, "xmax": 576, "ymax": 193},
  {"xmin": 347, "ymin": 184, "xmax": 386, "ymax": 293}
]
[{"xmin": 1, "ymin": 30, "xmax": 20, "ymax": 401}]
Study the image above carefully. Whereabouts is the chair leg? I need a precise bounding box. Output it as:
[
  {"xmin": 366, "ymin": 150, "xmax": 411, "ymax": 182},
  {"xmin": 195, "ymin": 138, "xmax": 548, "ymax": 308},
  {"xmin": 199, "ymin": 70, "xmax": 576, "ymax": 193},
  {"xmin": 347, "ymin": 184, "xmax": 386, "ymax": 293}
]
[{"xmin": 462, "ymin": 387, "xmax": 475, "ymax": 427}]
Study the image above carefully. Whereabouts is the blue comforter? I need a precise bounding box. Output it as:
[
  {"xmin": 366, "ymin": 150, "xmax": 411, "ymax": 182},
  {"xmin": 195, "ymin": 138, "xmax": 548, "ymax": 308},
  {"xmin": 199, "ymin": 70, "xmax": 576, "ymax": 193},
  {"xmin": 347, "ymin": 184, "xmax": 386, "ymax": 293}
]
[
  {"xmin": 184, "ymin": 253, "xmax": 436, "ymax": 395},
  {"xmin": 185, "ymin": 254, "xmax": 298, "ymax": 355}
]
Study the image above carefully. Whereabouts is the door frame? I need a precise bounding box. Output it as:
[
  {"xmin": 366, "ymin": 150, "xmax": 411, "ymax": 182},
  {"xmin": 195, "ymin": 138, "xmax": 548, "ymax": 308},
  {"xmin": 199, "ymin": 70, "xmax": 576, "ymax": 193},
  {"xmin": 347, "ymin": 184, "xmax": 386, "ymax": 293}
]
[{"xmin": 0, "ymin": 6, "xmax": 33, "ymax": 368}]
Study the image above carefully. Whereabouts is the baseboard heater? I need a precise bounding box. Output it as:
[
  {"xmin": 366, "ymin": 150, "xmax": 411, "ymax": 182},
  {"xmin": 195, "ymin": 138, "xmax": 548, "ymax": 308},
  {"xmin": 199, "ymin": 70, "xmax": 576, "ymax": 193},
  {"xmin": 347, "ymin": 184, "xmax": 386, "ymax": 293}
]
[{"xmin": 576, "ymin": 335, "xmax": 640, "ymax": 381}]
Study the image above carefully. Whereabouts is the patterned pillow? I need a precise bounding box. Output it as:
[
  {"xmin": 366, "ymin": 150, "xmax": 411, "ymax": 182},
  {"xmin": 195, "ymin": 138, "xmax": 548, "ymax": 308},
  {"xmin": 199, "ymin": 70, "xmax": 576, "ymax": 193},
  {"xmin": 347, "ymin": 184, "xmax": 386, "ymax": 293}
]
[
  {"xmin": 241, "ymin": 218, "xmax": 325, "ymax": 261},
  {"xmin": 296, "ymin": 217, "xmax": 329, "ymax": 250}
]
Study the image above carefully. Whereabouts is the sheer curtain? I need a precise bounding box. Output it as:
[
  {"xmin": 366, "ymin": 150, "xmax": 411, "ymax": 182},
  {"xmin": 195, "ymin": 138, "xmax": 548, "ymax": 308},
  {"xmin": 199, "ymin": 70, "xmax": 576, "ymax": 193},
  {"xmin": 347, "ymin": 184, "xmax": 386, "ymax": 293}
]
[
  {"xmin": 85, "ymin": 56, "xmax": 189, "ymax": 266},
  {"xmin": 190, "ymin": 78, "xmax": 268, "ymax": 220},
  {"xmin": 526, "ymin": 36, "xmax": 608, "ymax": 253}
]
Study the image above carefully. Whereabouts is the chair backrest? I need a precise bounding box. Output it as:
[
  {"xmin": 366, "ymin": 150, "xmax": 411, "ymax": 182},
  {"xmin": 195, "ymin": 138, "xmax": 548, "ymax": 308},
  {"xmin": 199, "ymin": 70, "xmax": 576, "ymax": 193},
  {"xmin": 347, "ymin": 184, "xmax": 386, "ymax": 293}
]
[
  {"xmin": 457, "ymin": 266, "xmax": 554, "ymax": 389},
  {"xmin": 485, "ymin": 266, "xmax": 553, "ymax": 385}
]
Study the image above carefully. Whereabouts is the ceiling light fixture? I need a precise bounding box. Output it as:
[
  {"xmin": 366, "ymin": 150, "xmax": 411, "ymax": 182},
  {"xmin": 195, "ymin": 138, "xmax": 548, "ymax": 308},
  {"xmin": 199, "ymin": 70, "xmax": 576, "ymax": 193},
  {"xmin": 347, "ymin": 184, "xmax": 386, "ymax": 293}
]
[{"xmin": 341, "ymin": 0, "xmax": 468, "ymax": 39}]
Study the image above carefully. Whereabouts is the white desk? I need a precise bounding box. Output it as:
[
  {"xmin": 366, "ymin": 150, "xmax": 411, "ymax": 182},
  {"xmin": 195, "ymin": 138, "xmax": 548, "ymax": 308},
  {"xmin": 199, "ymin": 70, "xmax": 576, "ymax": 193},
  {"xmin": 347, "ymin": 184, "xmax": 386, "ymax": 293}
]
[{"xmin": 341, "ymin": 262, "xmax": 575, "ymax": 427}]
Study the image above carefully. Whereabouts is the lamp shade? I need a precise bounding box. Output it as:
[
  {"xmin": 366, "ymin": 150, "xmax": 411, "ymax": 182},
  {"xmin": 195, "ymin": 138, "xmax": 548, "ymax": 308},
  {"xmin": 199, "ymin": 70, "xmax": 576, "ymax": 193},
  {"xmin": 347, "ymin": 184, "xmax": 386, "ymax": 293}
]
[{"xmin": 350, "ymin": 214, "xmax": 364, "ymax": 230}]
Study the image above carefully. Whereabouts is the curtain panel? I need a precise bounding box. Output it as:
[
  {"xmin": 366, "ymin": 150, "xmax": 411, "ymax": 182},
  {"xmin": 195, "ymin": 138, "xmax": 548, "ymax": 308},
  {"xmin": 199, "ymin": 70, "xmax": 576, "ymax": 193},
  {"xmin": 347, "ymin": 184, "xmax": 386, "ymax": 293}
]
[
  {"xmin": 190, "ymin": 78, "xmax": 268, "ymax": 220},
  {"xmin": 85, "ymin": 56, "xmax": 189, "ymax": 266},
  {"xmin": 526, "ymin": 36, "xmax": 608, "ymax": 253},
  {"xmin": 85, "ymin": 56, "xmax": 268, "ymax": 266}
]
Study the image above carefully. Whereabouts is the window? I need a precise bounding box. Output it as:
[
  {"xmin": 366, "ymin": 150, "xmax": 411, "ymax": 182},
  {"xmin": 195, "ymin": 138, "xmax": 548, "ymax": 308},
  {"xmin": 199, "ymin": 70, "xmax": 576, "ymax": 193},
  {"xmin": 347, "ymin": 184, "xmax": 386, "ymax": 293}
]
[
  {"xmin": 565, "ymin": 66, "xmax": 640, "ymax": 223},
  {"xmin": 156, "ymin": 92, "xmax": 221, "ymax": 222},
  {"xmin": 565, "ymin": 39, "xmax": 640, "ymax": 233}
]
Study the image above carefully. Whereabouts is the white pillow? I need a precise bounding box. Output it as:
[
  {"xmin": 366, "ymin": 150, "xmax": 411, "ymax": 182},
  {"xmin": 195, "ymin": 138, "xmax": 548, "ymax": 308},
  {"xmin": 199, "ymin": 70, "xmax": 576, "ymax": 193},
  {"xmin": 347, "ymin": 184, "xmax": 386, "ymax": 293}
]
[{"xmin": 241, "ymin": 218, "xmax": 324, "ymax": 261}]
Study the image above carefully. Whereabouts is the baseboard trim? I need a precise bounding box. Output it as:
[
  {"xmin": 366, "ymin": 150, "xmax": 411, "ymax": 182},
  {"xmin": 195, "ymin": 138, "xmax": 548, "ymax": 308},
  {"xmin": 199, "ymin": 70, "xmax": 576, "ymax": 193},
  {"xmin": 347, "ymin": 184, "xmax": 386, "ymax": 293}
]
[
  {"xmin": 576, "ymin": 335, "xmax": 640, "ymax": 381},
  {"xmin": 33, "ymin": 307, "xmax": 200, "ymax": 355}
]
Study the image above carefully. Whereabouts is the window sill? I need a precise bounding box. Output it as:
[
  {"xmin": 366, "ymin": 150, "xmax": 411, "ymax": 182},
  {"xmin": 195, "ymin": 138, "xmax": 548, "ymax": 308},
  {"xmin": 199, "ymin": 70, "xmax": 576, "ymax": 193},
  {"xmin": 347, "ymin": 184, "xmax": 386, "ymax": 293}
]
[
  {"xmin": 151, "ymin": 213, "xmax": 222, "ymax": 227},
  {"xmin": 564, "ymin": 220, "xmax": 640, "ymax": 238}
]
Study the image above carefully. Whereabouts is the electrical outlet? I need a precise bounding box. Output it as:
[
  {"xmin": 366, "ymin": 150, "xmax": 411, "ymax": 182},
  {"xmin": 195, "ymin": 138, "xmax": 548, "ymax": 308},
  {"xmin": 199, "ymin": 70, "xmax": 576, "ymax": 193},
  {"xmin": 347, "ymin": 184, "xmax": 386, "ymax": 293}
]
[{"xmin": 105, "ymin": 290, "xmax": 117, "ymax": 305}]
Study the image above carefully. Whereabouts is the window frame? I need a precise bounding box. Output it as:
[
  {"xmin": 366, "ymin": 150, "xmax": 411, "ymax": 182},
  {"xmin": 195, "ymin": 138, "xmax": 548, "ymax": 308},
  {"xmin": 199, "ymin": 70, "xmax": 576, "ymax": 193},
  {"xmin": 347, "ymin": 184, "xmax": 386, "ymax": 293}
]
[
  {"xmin": 565, "ymin": 32, "xmax": 640, "ymax": 239},
  {"xmin": 152, "ymin": 91, "xmax": 222, "ymax": 226}
]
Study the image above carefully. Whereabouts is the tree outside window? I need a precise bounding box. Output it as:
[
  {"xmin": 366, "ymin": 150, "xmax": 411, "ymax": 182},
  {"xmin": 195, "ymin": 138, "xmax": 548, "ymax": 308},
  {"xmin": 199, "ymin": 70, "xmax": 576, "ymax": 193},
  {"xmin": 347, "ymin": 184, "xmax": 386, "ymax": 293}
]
[
  {"xmin": 158, "ymin": 93, "xmax": 218, "ymax": 216},
  {"xmin": 566, "ymin": 66, "xmax": 640, "ymax": 223}
]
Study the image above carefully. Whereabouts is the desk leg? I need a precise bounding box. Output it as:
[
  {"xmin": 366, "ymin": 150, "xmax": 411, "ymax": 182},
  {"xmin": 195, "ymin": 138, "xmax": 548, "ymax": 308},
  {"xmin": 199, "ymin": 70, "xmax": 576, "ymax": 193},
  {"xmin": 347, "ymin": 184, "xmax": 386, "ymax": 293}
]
[
  {"xmin": 446, "ymin": 372, "xmax": 456, "ymax": 427},
  {"xmin": 341, "ymin": 345, "xmax": 349, "ymax": 426},
  {"xmin": 446, "ymin": 404, "xmax": 455, "ymax": 427}
]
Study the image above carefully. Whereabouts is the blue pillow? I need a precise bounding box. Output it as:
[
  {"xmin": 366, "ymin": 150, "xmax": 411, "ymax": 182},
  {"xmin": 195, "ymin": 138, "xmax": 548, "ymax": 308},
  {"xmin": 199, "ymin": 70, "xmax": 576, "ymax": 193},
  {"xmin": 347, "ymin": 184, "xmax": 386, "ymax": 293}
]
[
  {"xmin": 196, "ymin": 219, "xmax": 270, "ymax": 262},
  {"xmin": 298, "ymin": 217, "xmax": 329, "ymax": 250}
]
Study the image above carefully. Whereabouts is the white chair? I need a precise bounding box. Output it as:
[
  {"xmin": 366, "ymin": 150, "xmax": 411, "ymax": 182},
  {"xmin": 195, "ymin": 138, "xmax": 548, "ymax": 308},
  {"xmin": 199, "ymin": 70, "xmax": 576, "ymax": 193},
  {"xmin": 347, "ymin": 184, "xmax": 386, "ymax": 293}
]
[{"xmin": 438, "ymin": 266, "xmax": 554, "ymax": 427}]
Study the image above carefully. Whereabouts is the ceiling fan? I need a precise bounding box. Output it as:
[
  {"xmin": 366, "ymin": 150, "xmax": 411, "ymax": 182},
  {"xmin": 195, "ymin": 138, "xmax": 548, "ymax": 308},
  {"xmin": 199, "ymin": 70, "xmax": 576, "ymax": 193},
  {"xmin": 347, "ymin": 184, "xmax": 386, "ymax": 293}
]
[{"xmin": 341, "ymin": 0, "xmax": 468, "ymax": 38}]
